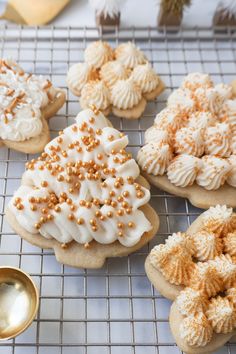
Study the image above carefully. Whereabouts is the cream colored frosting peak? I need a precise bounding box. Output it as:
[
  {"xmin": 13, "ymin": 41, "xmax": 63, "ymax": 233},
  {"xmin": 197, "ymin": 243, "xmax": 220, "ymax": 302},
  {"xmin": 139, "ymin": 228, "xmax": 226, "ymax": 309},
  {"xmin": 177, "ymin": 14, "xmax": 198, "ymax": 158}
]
[
  {"xmin": 176, "ymin": 287, "xmax": 209, "ymax": 316},
  {"xmin": 224, "ymin": 231, "xmax": 236, "ymax": 257},
  {"xmin": 191, "ymin": 230, "xmax": 223, "ymax": 261},
  {"xmin": 80, "ymin": 81, "xmax": 111, "ymax": 111},
  {"xmin": 131, "ymin": 63, "xmax": 160, "ymax": 93},
  {"xmin": 84, "ymin": 41, "xmax": 113, "ymax": 69},
  {"xmin": 137, "ymin": 142, "xmax": 173, "ymax": 176},
  {"xmin": 100, "ymin": 60, "xmax": 130, "ymax": 88},
  {"xmin": 206, "ymin": 296, "xmax": 236, "ymax": 334},
  {"xmin": 181, "ymin": 72, "xmax": 213, "ymax": 91},
  {"xmin": 115, "ymin": 42, "xmax": 146, "ymax": 69},
  {"xmin": 66, "ymin": 62, "xmax": 96, "ymax": 96},
  {"xmin": 202, "ymin": 205, "xmax": 236, "ymax": 237},
  {"xmin": 144, "ymin": 126, "xmax": 170, "ymax": 145},
  {"xmin": 204, "ymin": 122, "xmax": 232, "ymax": 157},
  {"xmin": 189, "ymin": 262, "xmax": 223, "ymax": 297},
  {"xmin": 180, "ymin": 312, "xmax": 213, "ymax": 347},
  {"xmin": 212, "ymin": 254, "xmax": 236, "ymax": 289},
  {"xmin": 174, "ymin": 126, "xmax": 204, "ymax": 157},
  {"xmin": 167, "ymin": 154, "xmax": 202, "ymax": 188},
  {"xmin": 111, "ymin": 77, "xmax": 142, "ymax": 110},
  {"xmin": 154, "ymin": 107, "xmax": 184, "ymax": 133}
]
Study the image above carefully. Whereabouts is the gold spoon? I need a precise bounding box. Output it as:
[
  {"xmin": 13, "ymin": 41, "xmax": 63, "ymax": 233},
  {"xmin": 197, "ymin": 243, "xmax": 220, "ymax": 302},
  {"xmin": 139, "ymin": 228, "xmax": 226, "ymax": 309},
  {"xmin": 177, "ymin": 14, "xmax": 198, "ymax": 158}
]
[{"xmin": 0, "ymin": 266, "xmax": 39, "ymax": 340}]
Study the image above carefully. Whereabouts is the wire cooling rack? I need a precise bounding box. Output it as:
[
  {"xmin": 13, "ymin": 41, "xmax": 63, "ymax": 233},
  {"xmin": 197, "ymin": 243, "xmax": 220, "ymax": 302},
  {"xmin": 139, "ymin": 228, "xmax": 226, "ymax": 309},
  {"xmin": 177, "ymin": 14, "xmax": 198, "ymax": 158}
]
[{"xmin": 0, "ymin": 25, "xmax": 236, "ymax": 354}]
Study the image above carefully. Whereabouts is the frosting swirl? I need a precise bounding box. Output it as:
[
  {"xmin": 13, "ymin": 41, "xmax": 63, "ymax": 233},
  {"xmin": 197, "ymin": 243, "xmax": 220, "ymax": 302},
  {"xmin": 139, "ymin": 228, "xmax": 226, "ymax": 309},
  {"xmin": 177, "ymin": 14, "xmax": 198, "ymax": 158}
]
[
  {"xmin": 80, "ymin": 81, "xmax": 111, "ymax": 111},
  {"xmin": 100, "ymin": 60, "xmax": 130, "ymax": 88},
  {"xmin": 226, "ymin": 288, "xmax": 236, "ymax": 305},
  {"xmin": 154, "ymin": 107, "xmax": 184, "ymax": 134},
  {"xmin": 131, "ymin": 63, "xmax": 159, "ymax": 93},
  {"xmin": 206, "ymin": 296, "xmax": 236, "ymax": 334},
  {"xmin": 223, "ymin": 99, "xmax": 236, "ymax": 133},
  {"xmin": 189, "ymin": 262, "xmax": 223, "ymax": 297},
  {"xmin": 180, "ymin": 313, "xmax": 213, "ymax": 347},
  {"xmin": 187, "ymin": 111, "xmax": 216, "ymax": 130},
  {"xmin": 174, "ymin": 127, "xmax": 204, "ymax": 157},
  {"xmin": 150, "ymin": 243, "xmax": 195, "ymax": 286},
  {"xmin": 191, "ymin": 230, "xmax": 223, "ymax": 261},
  {"xmin": 144, "ymin": 126, "xmax": 170, "ymax": 145},
  {"xmin": 115, "ymin": 42, "xmax": 146, "ymax": 69},
  {"xmin": 224, "ymin": 231, "xmax": 236, "ymax": 257},
  {"xmin": 111, "ymin": 77, "xmax": 142, "ymax": 110},
  {"xmin": 167, "ymin": 154, "xmax": 202, "ymax": 187},
  {"xmin": 176, "ymin": 287, "xmax": 209, "ymax": 316},
  {"xmin": 167, "ymin": 88, "xmax": 195, "ymax": 113},
  {"xmin": 137, "ymin": 142, "xmax": 173, "ymax": 176},
  {"xmin": 211, "ymin": 254, "xmax": 236, "ymax": 289},
  {"xmin": 196, "ymin": 155, "xmax": 231, "ymax": 190},
  {"xmin": 227, "ymin": 154, "xmax": 236, "ymax": 187},
  {"xmin": 181, "ymin": 72, "xmax": 213, "ymax": 91},
  {"xmin": 66, "ymin": 63, "xmax": 96, "ymax": 96},
  {"xmin": 84, "ymin": 41, "xmax": 113, "ymax": 69},
  {"xmin": 202, "ymin": 205, "xmax": 236, "ymax": 237},
  {"xmin": 204, "ymin": 122, "xmax": 232, "ymax": 157}
]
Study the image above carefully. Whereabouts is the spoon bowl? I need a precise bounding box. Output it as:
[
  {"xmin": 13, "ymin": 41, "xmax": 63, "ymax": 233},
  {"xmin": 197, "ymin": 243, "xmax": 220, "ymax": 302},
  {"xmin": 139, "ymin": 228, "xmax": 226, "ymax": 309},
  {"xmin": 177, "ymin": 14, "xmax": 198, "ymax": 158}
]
[{"xmin": 0, "ymin": 267, "xmax": 39, "ymax": 340}]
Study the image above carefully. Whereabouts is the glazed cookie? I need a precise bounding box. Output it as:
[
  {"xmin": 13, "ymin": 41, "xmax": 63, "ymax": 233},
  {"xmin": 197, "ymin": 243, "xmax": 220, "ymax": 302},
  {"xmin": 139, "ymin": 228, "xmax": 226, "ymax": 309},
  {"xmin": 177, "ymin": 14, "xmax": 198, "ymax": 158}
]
[
  {"xmin": 145, "ymin": 204, "xmax": 236, "ymax": 354},
  {"xmin": 0, "ymin": 58, "xmax": 65, "ymax": 154},
  {"xmin": 6, "ymin": 107, "xmax": 159, "ymax": 269},
  {"xmin": 138, "ymin": 73, "xmax": 236, "ymax": 208},
  {"xmin": 66, "ymin": 41, "xmax": 165, "ymax": 119}
]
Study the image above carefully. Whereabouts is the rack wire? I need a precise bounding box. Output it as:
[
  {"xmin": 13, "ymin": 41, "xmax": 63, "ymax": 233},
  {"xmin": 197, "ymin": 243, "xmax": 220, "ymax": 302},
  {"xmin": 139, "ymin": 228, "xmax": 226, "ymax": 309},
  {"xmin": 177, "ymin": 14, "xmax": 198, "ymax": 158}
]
[{"xmin": 0, "ymin": 25, "xmax": 236, "ymax": 354}]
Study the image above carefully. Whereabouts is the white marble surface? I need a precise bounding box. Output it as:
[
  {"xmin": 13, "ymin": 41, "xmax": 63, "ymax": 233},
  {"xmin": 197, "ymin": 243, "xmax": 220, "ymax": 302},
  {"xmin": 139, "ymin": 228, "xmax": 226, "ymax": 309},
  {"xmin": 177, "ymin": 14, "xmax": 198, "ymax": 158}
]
[{"xmin": 0, "ymin": 0, "xmax": 222, "ymax": 27}]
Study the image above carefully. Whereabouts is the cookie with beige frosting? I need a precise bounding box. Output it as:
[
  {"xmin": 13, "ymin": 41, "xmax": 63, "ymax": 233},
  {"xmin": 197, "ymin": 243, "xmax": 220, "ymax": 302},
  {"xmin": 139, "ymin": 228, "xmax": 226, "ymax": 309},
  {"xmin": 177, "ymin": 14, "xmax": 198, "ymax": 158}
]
[
  {"xmin": 145, "ymin": 204, "xmax": 236, "ymax": 354},
  {"xmin": 138, "ymin": 73, "xmax": 236, "ymax": 208},
  {"xmin": 66, "ymin": 41, "xmax": 165, "ymax": 119},
  {"xmin": 6, "ymin": 107, "xmax": 159, "ymax": 269},
  {"xmin": 0, "ymin": 58, "xmax": 65, "ymax": 154}
]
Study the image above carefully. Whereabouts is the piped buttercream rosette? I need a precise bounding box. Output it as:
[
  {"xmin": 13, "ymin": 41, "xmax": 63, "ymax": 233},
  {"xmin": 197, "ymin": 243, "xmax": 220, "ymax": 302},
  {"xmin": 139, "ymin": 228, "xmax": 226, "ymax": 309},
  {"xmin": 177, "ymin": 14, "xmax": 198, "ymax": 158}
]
[
  {"xmin": 0, "ymin": 58, "xmax": 65, "ymax": 153},
  {"xmin": 145, "ymin": 205, "xmax": 236, "ymax": 354},
  {"xmin": 67, "ymin": 41, "xmax": 165, "ymax": 119},
  {"xmin": 6, "ymin": 107, "xmax": 159, "ymax": 268},
  {"xmin": 137, "ymin": 72, "xmax": 236, "ymax": 208}
]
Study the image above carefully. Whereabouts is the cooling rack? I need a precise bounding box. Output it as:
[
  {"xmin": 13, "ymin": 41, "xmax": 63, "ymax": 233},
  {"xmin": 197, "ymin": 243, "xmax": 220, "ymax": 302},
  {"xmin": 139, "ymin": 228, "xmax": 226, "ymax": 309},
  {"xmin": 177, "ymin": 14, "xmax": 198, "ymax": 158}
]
[{"xmin": 0, "ymin": 25, "xmax": 236, "ymax": 354}]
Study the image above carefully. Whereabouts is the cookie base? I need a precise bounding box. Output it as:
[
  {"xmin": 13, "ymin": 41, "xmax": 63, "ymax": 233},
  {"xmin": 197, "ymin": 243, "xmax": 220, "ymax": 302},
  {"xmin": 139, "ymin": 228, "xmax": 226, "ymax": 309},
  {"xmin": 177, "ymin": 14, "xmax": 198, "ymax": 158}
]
[
  {"xmin": 169, "ymin": 301, "xmax": 236, "ymax": 354},
  {"xmin": 143, "ymin": 79, "xmax": 165, "ymax": 101},
  {"xmin": 6, "ymin": 175, "xmax": 159, "ymax": 269},
  {"xmin": 141, "ymin": 172, "xmax": 236, "ymax": 209},
  {"xmin": 6, "ymin": 203, "xmax": 159, "ymax": 269},
  {"xmin": 0, "ymin": 88, "xmax": 66, "ymax": 154},
  {"xmin": 112, "ymin": 98, "xmax": 147, "ymax": 120}
]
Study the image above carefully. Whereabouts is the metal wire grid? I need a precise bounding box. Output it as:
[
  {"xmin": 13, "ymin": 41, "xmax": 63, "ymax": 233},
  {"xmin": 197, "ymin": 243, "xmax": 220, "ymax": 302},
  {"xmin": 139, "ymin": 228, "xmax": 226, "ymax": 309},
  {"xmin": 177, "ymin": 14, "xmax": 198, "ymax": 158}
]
[{"xmin": 0, "ymin": 25, "xmax": 236, "ymax": 354}]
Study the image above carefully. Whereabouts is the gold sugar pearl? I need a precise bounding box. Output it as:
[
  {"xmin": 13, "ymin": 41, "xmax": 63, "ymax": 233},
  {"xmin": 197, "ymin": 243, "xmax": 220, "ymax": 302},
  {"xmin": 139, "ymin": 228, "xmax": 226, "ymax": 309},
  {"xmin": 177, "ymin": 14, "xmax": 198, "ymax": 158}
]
[
  {"xmin": 75, "ymin": 182, "xmax": 81, "ymax": 189},
  {"xmin": 41, "ymin": 181, "xmax": 48, "ymax": 188},
  {"xmin": 47, "ymin": 214, "xmax": 54, "ymax": 221},
  {"xmin": 57, "ymin": 175, "xmax": 64, "ymax": 182},
  {"xmin": 111, "ymin": 201, "xmax": 117, "ymax": 208},
  {"xmin": 101, "ymin": 182, "xmax": 107, "ymax": 188},
  {"xmin": 97, "ymin": 153, "xmax": 103, "ymax": 160},
  {"xmin": 84, "ymin": 242, "xmax": 90, "ymax": 249},
  {"xmin": 35, "ymin": 223, "xmax": 41, "ymax": 230},
  {"xmin": 127, "ymin": 177, "xmax": 134, "ymax": 184},
  {"xmin": 86, "ymin": 202, "xmax": 92, "ymax": 208},
  {"xmin": 14, "ymin": 197, "xmax": 21, "ymax": 204},
  {"xmin": 111, "ymin": 149, "xmax": 116, "ymax": 155},
  {"xmin": 93, "ymin": 198, "xmax": 100, "ymax": 205},
  {"xmin": 77, "ymin": 218, "xmax": 84, "ymax": 225},
  {"xmin": 104, "ymin": 199, "xmax": 111, "ymax": 205},
  {"xmin": 59, "ymin": 197, "xmax": 66, "ymax": 203},
  {"xmin": 119, "ymin": 133, "xmax": 124, "ymax": 138},
  {"xmin": 118, "ymin": 231, "xmax": 123, "ymax": 237},
  {"xmin": 16, "ymin": 203, "xmax": 24, "ymax": 210},
  {"xmin": 80, "ymin": 200, "xmax": 86, "ymax": 206},
  {"xmin": 31, "ymin": 205, "xmax": 37, "ymax": 211},
  {"xmin": 108, "ymin": 135, "xmax": 114, "ymax": 141},
  {"xmin": 117, "ymin": 196, "xmax": 123, "ymax": 203},
  {"xmin": 92, "ymin": 226, "xmax": 98, "ymax": 232},
  {"xmin": 66, "ymin": 176, "xmax": 73, "ymax": 183},
  {"xmin": 109, "ymin": 191, "xmax": 115, "ymax": 197},
  {"xmin": 60, "ymin": 192, "xmax": 67, "ymax": 199},
  {"xmin": 57, "ymin": 137, "xmax": 63, "ymax": 144},
  {"xmin": 117, "ymin": 209, "xmax": 124, "ymax": 216},
  {"xmin": 77, "ymin": 147, "xmax": 83, "ymax": 153},
  {"xmin": 61, "ymin": 243, "xmax": 68, "ymax": 249},
  {"xmin": 114, "ymin": 182, "xmax": 120, "ymax": 189},
  {"xmin": 62, "ymin": 151, "xmax": 68, "ymax": 158},
  {"xmin": 137, "ymin": 191, "xmax": 144, "ymax": 198},
  {"xmin": 128, "ymin": 222, "xmax": 135, "ymax": 228},
  {"xmin": 107, "ymin": 211, "xmax": 113, "ymax": 218},
  {"xmin": 100, "ymin": 215, "xmax": 106, "ymax": 221},
  {"xmin": 122, "ymin": 202, "xmax": 129, "ymax": 208},
  {"xmin": 70, "ymin": 205, "xmax": 76, "ymax": 212},
  {"xmin": 90, "ymin": 219, "xmax": 96, "ymax": 226},
  {"xmin": 96, "ymin": 129, "xmax": 102, "ymax": 135},
  {"xmin": 54, "ymin": 205, "xmax": 61, "ymax": 212},
  {"xmin": 68, "ymin": 214, "xmax": 74, "ymax": 221},
  {"xmin": 41, "ymin": 208, "xmax": 48, "ymax": 214},
  {"xmin": 123, "ymin": 191, "xmax": 130, "ymax": 198},
  {"xmin": 95, "ymin": 211, "xmax": 101, "ymax": 217},
  {"xmin": 69, "ymin": 188, "xmax": 74, "ymax": 194},
  {"xmin": 113, "ymin": 157, "xmax": 119, "ymax": 163},
  {"xmin": 41, "ymin": 152, "xmax": 48, "ymax": 159},
  {"xmin": 28, "ymin": 196, "xmax": 35, "ymax": 203},
  {"xmin": 78, "ymin": 174, "xmax": 85, "ymax": 181},
  {"xmin": 72, "ymin": 125, "xmax": 77, "ymax": 132},
  {"xmin": 117, "ymin": 222, "xmax": 124, "ymax": 229},
  {"xmin": 126, "ymin": 208, "xmax": 132, "ymax": 214},
  {"xmin": 66, "ymin": 198, "xmax": 72, "ymax": 205},
  {"xmin": 59, "ymin": 130, "xmax": 63, "ymax": 135},
  {"xmin": 68, "ymin": 143, "xmax": 74, "ymax": 149}
]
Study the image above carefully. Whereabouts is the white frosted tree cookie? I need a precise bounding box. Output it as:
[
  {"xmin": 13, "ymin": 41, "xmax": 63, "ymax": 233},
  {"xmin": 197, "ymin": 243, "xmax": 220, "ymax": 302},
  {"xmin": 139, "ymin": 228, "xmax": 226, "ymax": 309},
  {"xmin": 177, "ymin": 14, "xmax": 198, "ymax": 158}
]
[
  {"xmin": 66, "ymin": 41, "xmax": 165, "ymax": 119},
  {"xmin": 0, "ymin": 58, "xmax": 65, "ymax": 154},
  {"xmin": 6, "ymin": 107, "xmax": 159, "ymax": 269},
  {"xmin": 145, "ymin": 204, "xmax": 236, "ymax": 354},
  {"xmin": 138, "ymin": 73, "xmax": 236, "ymax": 208}
]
